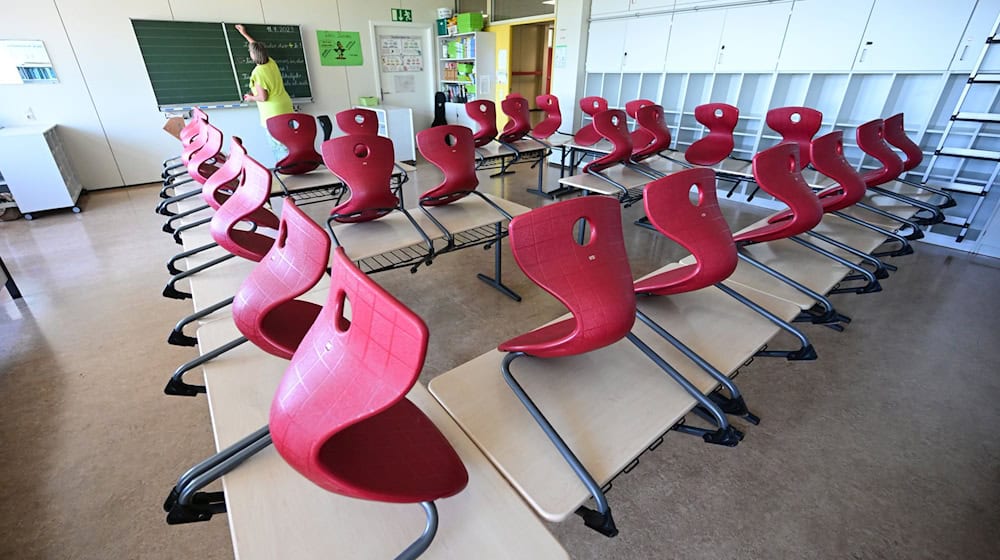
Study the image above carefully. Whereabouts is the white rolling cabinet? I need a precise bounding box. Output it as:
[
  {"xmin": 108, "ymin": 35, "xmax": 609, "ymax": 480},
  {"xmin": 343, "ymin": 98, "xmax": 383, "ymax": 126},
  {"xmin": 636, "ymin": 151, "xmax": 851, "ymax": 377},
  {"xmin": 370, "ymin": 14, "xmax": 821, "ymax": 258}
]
[
  {"xmin": 354, "ymin": 105, "xmax": 416, "ymax": 162},
  {"xmin": 854, "ymin": 0, "xmax": 977, "ymax": 72},
  {"xmin": 777, "ymin": 0, "xmax": 874, "ymax": 73},
  {"xmin": 0, "ymin": 125, "xmax": 83, "ymax": 220},
  {"xmin": 444, "ymin": 102, "xmax": 477, "ymax": 130}
]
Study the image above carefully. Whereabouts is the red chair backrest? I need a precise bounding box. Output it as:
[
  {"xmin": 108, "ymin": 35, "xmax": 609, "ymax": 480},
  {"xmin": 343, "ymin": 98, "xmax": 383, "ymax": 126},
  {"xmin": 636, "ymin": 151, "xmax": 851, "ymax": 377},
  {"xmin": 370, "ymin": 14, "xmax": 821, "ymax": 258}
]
[
  {"xmin": 466, "ymin": 100, "xmax": 499, "ymax": 147},
  {"xmin": 417, "ymin": 125, "xmax": 478, "ymax": 206},
  {"xmin": 210, "ymin": 144, "xmax": 279, "ymax": 260},
  {"xmin": 883, "ymin": 113, "xmax": 923, "ymax": 172},
  {"xmin": 732, "ymin": 143, "xmax": 823, "ymax": 244},
  {"xmin": 201, "ymin": 137, "xmax": 245, "ymax": 210},
  {"xmin": 855, "ymin": 119, "xmax": 905, "ymax": 188},
  {"xmin": 232, "ymin": 200, "xmax": 330, "ymax": 359},
  {"xmin": 268, "ymin": 113, "xmax": 322, "ymax": 175},
  {"xmin": 270, "ymin": 247, "xmax": 468, "ymax": 501},
  {"xmin": 573, "ymin": 96, "xmax": 608, "ymax": 146},
  {"xmin": 180, "ymin": 109, "xmax": 208, "ymax": 143},
  {"xmin": 323, "ymin": 134, "xmax": 399, "ymax": 223},
  {"xmin": 336, "ymin": 108, "xmax": 380, "ymax": 136},
  {"xmin": 810, "ymin": 131, "xmax": 867, "ymax": 212},
  {"xmin": 632, "ymin": 104, "xmax": 673, "ymax": 161},
  {"xmin": 583, "ymin": 109, "xmax": 633, "ymax": 174},
  {"xmin": 766, "ymin": 106, "xmax": 822, "ymax": 167},
  {"xmin": 186, "ymin": 123, "xmax": 225, "ymax": 184},
  {"xmin": 625, "ymin": 98, "xmax": 657, "ymax": 150},
  {"xmin": 532, "ymin": 94, "xmax": 562, "ymax": 139},
  {"xmin": 498, "ymin": 196, "xmax": 637, "ymax": 358},
  {"xmin": 685, "ymin": 103, "xmax": 739, "ymax": 166},
  {"xmin": 499, "ymin": 95, "xmax": 532, "ymax": 143},
  {"xmin": 634, "ymin": 168, "xmax": 737, "ymax": 296}
]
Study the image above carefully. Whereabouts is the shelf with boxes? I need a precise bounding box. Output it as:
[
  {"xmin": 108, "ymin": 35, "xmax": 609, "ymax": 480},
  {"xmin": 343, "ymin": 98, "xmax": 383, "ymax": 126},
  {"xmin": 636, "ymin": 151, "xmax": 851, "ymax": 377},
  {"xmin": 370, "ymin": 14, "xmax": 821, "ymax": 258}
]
[{"xmin": 437, "ymin": 31, "xmax": 495, "ymax": 104}]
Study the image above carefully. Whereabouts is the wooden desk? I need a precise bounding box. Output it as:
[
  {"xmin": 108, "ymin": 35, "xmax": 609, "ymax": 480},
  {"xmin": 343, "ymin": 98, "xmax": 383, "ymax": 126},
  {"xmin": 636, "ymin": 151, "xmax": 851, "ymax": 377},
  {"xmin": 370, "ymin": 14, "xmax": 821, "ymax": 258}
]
[
  {"xmin": 428, "ymin": 268, "xmax": 800, "ymax": 522},
  {"xmin": 196, "ymin": 320, "xmax": 568, "ymax": 559}
]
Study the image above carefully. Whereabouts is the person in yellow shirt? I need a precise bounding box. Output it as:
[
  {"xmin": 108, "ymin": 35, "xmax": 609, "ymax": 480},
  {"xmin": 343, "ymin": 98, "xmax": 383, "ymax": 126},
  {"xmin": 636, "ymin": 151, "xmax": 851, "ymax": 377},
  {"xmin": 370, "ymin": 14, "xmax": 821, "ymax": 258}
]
[{"xmin": 235, "ymin": 24, "xmax": 294, "ymax": 162}]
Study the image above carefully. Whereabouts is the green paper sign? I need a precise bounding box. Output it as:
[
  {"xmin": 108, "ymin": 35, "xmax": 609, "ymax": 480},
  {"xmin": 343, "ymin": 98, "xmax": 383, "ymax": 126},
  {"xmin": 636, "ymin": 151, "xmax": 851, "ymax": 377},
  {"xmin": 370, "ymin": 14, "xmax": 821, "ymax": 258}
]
[
  {"xmin": 317, "ymin": 30, "xmax": 363, "ymax": 66},
  {"xmin": 391, "ymin": 8, "xmax": 413, "ymax": 22}
]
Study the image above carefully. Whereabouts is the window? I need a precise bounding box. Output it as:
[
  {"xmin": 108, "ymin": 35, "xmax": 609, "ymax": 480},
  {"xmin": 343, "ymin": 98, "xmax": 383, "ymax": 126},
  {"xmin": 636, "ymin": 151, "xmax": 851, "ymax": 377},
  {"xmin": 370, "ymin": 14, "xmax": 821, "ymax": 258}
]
[{"xmin": 492, "ymin": 0, "xmax": 556, "ymax": 22}]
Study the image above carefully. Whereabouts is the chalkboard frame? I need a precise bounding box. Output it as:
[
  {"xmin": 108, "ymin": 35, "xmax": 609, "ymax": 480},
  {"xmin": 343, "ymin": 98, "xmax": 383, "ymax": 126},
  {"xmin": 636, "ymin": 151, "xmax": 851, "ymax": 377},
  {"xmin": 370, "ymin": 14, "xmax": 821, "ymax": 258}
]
[{"xmin": 131, "ymin": 19, "xmax": 314, "ymax": 111}]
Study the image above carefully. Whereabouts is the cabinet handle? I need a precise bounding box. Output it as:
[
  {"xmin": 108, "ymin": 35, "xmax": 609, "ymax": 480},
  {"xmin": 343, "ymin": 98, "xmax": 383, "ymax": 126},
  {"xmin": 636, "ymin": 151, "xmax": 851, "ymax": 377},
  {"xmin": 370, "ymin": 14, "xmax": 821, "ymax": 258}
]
[
  {"xmin": 859, "ymin": 40, "xmax": 873, "ymax": 63},
  {"xmin": 959, "ymin": 44, "xmax": 970, "ymax": 61},
  {"xmin": 718, "ymin": 45, "xmax": 725, "ymax": 65}
]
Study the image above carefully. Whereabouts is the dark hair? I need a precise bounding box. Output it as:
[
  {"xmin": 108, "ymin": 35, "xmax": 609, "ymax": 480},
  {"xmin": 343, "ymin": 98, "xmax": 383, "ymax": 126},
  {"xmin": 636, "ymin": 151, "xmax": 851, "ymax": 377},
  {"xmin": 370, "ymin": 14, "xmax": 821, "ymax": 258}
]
[{"xmin": 249, "ymin": 42, "xmax": 269, "ymax": 65}]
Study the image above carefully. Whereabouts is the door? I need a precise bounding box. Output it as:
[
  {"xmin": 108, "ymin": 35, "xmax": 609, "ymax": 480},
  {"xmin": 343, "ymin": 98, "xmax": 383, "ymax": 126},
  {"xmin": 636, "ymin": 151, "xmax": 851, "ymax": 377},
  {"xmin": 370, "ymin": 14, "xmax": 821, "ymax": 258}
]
[
  {"xmin": 622, "ymin": 14, "xmax": 671, "ymax": 73},
  {"xmin": 586, "ymin": 19, "xmax": 627, "ymax": 73},
  {"xmin": 371, "ymin": 23, "xmax": 435, "ymax": 132},
  {"xmin": 715, "ymin": 2, "xmax": 792, "ymax": 73},
  {"xmin": 778, "ymin": 0, "xmax": 874, "ymax": 73},
  {"xmin": 665, "ymin": 8, "xmax": 726, "ymax": 73},
  {"xmin": 854, "ymin": 0, "xmax": 977, "ymax": 72}
]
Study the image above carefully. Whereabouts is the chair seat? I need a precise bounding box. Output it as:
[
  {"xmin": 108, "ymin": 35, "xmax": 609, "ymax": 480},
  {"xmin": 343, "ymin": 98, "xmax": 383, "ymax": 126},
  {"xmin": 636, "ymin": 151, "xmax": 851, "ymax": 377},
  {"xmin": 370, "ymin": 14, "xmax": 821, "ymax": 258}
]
[
  {"xmin": 228, "ymin": 229, "xmax": 275, "ymax": 261},
  {"xmin": 497, "ymin": 318, "xmax": 577, "ymax": 358},
  {"xmin": 258, "ymin": 300, "xmax": 323, "ymax": 359},
  {"xmin": 315, "ymin": 398, "xmax": 468, "ymax": 503},
  {"xmin": 732, "ymin": 219, "xmax": 798, "ymax": 244},
  {"xmin": 632, "ymin": 263, "xmax": 704, "ymax": 296}
]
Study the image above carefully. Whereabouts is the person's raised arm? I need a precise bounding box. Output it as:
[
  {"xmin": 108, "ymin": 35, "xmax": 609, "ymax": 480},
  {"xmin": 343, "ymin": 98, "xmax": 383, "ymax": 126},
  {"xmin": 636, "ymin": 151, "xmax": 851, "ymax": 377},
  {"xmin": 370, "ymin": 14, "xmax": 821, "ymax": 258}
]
[{"xmin": 235, "ymin": 24, "xmax": 255, "ymax": 44}]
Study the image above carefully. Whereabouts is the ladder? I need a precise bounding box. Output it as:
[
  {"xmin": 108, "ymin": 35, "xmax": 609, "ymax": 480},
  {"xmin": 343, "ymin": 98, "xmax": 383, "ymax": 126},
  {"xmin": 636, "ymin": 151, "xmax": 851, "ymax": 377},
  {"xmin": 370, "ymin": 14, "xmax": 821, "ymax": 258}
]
[{"xmin": 921, "ymin": 12, "xmax": 1000, "ymax": 242}]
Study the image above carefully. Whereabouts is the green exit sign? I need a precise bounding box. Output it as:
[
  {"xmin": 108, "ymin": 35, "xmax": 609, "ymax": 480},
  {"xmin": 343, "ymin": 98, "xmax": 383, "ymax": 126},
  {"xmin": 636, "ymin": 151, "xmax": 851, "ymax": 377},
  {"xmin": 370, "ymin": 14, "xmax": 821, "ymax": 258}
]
[{"xmin": 391, "ymin": 8, "xmax": 413, "ymax": 22}]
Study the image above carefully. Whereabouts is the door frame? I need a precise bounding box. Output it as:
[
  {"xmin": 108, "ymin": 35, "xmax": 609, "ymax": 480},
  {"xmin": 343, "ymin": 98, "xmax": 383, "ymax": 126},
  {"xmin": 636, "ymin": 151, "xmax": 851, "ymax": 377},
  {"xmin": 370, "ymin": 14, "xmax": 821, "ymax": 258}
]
[{"xmin": 368, "ymin": 21, "xmax": 436, "ymax": 105}]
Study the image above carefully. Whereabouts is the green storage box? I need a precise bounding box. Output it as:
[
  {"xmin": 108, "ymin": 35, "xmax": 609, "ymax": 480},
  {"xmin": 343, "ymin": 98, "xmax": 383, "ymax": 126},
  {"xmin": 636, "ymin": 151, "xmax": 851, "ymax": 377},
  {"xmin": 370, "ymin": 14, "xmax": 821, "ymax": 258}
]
[
  {"xmin": 358, "ymin": 96, "xmax": 379, "ymax": 107},
  {"xmin": 436, "ymin": 18, "xmax": 448, "ymax": 36},
  {"xmin": 447, "ymin": 41, "xmax": 459, "ymax": 58},
  {"xmin": 456, "ymin": 12, "xmax": 484, "ymax": 33},
  {"xmin": 457, "ymin": 63, "xmax": 474, "ymax": 74}
]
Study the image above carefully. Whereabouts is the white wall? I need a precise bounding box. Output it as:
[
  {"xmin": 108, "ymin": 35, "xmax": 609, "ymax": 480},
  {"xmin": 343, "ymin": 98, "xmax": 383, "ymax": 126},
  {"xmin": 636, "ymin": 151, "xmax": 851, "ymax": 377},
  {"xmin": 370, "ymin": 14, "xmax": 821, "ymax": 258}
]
[
  {"xmin": 550, "ymin": 0, "xmax": 592, "ymax": 134},
  {"xmin": 0, "ymin": 0, "xmax": 442, "ymax": 189}
]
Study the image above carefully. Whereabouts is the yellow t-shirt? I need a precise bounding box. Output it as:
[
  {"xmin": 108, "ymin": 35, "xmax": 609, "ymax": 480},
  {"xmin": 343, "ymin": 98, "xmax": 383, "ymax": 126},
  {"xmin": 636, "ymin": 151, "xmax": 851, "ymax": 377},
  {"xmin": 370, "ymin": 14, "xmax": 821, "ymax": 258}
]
[{"xmin": 249, "ymin": 58, "xmax": 293, "ymax": 126}]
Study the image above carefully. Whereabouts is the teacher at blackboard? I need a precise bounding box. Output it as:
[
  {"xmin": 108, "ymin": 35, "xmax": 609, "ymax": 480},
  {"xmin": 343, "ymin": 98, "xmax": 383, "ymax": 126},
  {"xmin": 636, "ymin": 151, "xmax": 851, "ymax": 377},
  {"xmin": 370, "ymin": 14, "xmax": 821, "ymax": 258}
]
[{"xmin": 235, "ymin": 24, "xmax": 294, "ymax": 161}]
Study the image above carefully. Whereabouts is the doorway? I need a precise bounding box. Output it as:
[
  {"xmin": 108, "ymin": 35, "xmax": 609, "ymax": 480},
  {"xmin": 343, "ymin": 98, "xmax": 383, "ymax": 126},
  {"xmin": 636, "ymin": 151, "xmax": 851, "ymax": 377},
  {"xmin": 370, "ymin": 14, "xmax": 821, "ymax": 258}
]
[
  {"xmin": 509, "ymin": 21, "xmax": 554, "ymax": 126},
  {"xmin": 370, "ymin": 23, "xmax": 435, "ymax": 131}
]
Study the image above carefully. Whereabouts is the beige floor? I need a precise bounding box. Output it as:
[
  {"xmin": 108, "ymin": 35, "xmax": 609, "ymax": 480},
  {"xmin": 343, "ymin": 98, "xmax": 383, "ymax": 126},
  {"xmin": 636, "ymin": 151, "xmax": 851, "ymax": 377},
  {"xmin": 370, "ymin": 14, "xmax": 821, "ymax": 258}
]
[{"xmin": 1, "ymin": 163, "xmax": 999, "ymax": 559}]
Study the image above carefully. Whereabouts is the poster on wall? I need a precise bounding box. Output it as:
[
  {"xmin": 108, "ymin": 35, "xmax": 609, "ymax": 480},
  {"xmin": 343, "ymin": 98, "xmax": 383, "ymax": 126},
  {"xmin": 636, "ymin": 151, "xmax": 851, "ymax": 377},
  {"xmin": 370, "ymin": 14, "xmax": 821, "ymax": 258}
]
[
  {"xmin": 379, "ymin": 36, "xmax": 423, "ymax": 72},
  {"xmin": 0, "ymin": 40, "xmax": 58, "ymax": 85},
  {"xmin": 316, "ymin": 30, "xmax": 363, "ymax": 66}
]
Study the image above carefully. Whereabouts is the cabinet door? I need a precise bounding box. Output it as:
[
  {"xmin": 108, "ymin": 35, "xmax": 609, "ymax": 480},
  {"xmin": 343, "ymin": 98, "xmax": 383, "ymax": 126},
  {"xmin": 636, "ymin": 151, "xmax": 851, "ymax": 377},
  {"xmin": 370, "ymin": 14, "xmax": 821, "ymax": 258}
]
[
  {"xmin": 591, "ymin": 0, "xmax": 631, "ymax": 16},
  {"xmin": 716, "ymin": 2, "xmax": 793, "ymax": 73},
  {"xmin": 622, "ymin": 14, "xmax": 671, "ymax": 73},
  {"xmin": 854, "ymin": 0, "xmax": 978, "ymax": 72},
  {"xmin": 586, "ymin": 19, "xmax": 628, "ymax": 73},
  {"xmin": 629, "ymin": 0, "xmax": 675, "ymax": 12},
  {"xmin": 665, "ymin": 9, "xmax": 726, "ymax": 73},
  {"xmin": 950, "ymin": 0, "xmax": 1000, "ymax": 72},
  {"xmin": 778, "ymin": 0, "xmax": 874, "ymax": 72}
]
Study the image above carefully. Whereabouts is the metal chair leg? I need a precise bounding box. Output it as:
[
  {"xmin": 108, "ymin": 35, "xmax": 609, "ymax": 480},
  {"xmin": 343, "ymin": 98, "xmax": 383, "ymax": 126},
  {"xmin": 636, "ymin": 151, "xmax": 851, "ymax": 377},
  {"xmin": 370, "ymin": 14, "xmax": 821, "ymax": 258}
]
[
  {"xmin": 395, "ymin": 502, "xmax": 440, "ymax": 560},
  {"xmin": 168, "ymin": 296, "xmax": 235, "ymax": 346},
  {"xmin": 501, "ymin": 352, "xmax": 618, "ymax": 537},
  {"xmin": 163, "ymin": 253, "xmax": 236, "ymax": 300},
  {"xmin": 802, "ymin": 231, "xmax": 890, "ymax": 279},
  {"xmin": 164, "ymin": 337, "xmax": 249, "ymax": 396},
  {"xmin": 713, "ymin": 283, "xmax": 817, "ymax": 361},
  {"xmin": 736, "ymin": 253, "xmax": 849, "ymax": 326}
]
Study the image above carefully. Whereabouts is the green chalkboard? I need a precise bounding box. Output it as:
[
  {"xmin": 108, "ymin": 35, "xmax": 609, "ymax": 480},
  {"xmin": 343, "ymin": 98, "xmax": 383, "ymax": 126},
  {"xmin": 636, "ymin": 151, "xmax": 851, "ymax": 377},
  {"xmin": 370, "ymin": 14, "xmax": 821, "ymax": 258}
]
[
  {"xmin": 224, "ymin": 23, "xmax": 312, "ymax": 101},
  {"xmin": 131, "ymin": 19, "xmax": 312, "ymax": 109}
]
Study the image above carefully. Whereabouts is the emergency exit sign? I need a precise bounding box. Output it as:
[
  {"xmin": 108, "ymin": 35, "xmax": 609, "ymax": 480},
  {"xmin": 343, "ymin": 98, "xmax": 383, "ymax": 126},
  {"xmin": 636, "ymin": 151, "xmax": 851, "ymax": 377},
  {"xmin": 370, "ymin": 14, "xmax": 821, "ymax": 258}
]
[{"xmin": 391, "ymin": 8, "xmax": 413, "ymax": 22}]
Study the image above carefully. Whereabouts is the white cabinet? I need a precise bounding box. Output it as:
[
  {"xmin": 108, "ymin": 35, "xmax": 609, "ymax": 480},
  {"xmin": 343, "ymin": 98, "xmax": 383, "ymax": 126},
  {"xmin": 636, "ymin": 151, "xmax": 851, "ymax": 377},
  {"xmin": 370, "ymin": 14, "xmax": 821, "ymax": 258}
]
[
  {"xmin": 354, "ymin": 105, "xmax": 416, "ymax": 162},
  {"xmin": 623, "ymin": 15, "xmax": 672, "ymax": 73},
  {"xmin": 950, "ymin": 0, "xmax": 1000, "ymax": 72},
  {"xmin": 591, "ymin": 0, "xmax": 632, "ymax": 16},
  {"xmin": 586, "ymin": 19, "xmax": 627, "ymax": 72},
  {"xmin": 0, "ymin": 125, "xmax": 83, "ymax": 219},
  {"xmin": 665, "ymin": 9, "xmax": 726, "ymax": 73},
  {"xmin": 854, "ymin": 0, "xmax": 977, "ymax": 72},
  {"xmin": 778, "ymin": 0, "xmax": 874, "ymax": 72},
  {"xmin": 716, "ymin": 2, "xmax": 793, "ymax": 73},
  {"xmin": 444, "ymin": 102, "xmax": 477, "ymax": 130}
]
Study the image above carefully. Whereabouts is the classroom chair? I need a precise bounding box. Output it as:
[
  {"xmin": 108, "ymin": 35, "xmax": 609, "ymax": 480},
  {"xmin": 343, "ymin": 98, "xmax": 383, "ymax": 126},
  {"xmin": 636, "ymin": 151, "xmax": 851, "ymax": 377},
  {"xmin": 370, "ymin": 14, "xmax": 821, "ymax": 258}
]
[
  {"xmin": 164, "ymin": 199, "xmax": 332, "ymax": 515},
  {"xmin": 531, "ymin": 94, "xmax": 564, "ymax": 140},
  {"xmin": 267, "ymin": 113, "xmax": 324, "ymax": 175},
  {"xmin": 336, "ymin": 108, "xmax": 380, "ymax": 135},
  {"xmin": 157, "ymin": 122, "xmax": 228, "ymax": 216},
  {"xmin": 685, "ymin": 103, "xmax": 739, "ymax": 166},
  {"xmin": 465, "ymin": 100, "xmax": 499, "ymax": 148},
  {"xmin": 270, "ymin": 246, "xmax": 469, "ymax": 559},
  {"xmin": 317, "ymin": 114, "xmax": 334, "ymax": 141},
  {"xmin": 498, "ymin": 195, "xmax": 744, "ymax": 538},
  {"xmin": 882, "ymin": 113, "xmax": 955, "ymax": 208},
  {"xmin": 499, "ymin": 94, "xmax": 533, "ymax": 144},
  {"xmin": 322, "ymin": 133, "xmax": 434, "ymax": 265},
  {"xmin": 573, "ymin": 96, "xmax": 608, "ymax": 146},
  {"xmin": 162, "ymin": 108, "xmax": 209, "ymax": 176}
]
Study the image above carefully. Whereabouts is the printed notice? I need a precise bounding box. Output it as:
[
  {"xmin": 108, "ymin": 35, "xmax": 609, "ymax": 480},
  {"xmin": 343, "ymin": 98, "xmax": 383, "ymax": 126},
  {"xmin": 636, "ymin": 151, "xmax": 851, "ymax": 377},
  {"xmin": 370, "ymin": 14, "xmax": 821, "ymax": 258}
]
[
  {"xmin": 380, "ymin": 35, "xmax": 423, "ymax": 72},
  {"xmin": 317, "ymin": 30, "xmax": 363, "ymax": 66}
]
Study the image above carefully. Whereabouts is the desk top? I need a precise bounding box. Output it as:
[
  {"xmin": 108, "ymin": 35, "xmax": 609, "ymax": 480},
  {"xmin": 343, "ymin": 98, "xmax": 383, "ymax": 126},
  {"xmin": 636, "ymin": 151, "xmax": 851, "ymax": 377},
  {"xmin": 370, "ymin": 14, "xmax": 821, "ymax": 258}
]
[
  {"xmin": 476, "ymin": 139, "xmax": 548, "ymax": 159},
  {"xmin": 197, "ymin": 320, "xmax": 568, "ymax": 560},
  {"xmin": 558, "ymin": 166, "xmax": 654, "ymax": 195},
  {"xmin": 428, "ymin": 263, "xmax": 799, "ymax": 521}
]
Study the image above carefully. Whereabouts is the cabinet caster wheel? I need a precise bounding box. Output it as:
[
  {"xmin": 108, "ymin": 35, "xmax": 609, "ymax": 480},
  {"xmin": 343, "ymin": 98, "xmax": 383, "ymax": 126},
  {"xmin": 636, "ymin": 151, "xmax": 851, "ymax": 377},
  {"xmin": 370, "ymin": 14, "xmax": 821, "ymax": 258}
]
[
  {"xmin": 23, "ymin": 214, "xmax": 33, "ymax": 221},
  {"xmin": 71, "ymin": 206, "xmax": 81, "ymax": 213}
]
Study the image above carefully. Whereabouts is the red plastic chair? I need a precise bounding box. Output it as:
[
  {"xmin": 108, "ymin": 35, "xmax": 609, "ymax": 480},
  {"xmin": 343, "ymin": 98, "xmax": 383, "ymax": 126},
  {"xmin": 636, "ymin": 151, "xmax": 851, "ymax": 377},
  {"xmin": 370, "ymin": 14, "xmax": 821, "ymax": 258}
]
[
  {"xmin": 185, "ymin": 123, "xmax": 227, "ymax": 184},
  {"xmin": 573, "ymin": 96, "xmax": 608, "ymax": 146},
  {"xmin": 336, "ymin": 108, "xmax": 380, "ymax": 136},
  {"xmin": 499, "ymin": 94, "xmax": 532, "ymax": 144},
  {"xmin": 766, "ymin": 107, "xmax": 822, "ymax": 167},
  {"xmin": 416, "ymin": 125, "xmax": 478, "ymax": 206},
  {"xmin": 685, "ymin": 103, "xmax": 738, "ymax": 166},
  {"xmin": 856, "ymin": 119, "xmax": 944, "ymax": 225},
  {"xmin": 734, "ymin": 143, "xmax": 822, "ymax": 244},
  {"xmin": 232, "ymin": 200, "xmax": 330, "ymax": 359},
  {"xmin": 583, "ymin": 109, "xmax": 633, "ymax": 174},
  {"xmin": 883, "ymin": 113, "xmax": 955, "ymax": 208},
  {"xmin": 267, "ymin": 113, "xmax": 323, "ymax": 175},
  {"xmin": 631, "ymin": 104, "xmax": 674, "ymax": 161},
  {"xmin": 270, "ymin": 246, "xmax": 468, "ymax": 558},
  {"xmin": 323, "ymin": 134, "xmax": 399, "ymax": 223},
  {"xmin": 210, "ymin": 145, "xmax": 279, "ymax": 261},
  {"xmin": 624, "ymin": 99, "xmax": 657, "ymax": 151},
  {"xmin": 532, "ymin": 94, "xmax": 562, "ymax": 139},
  {"xmin": 465, "ymin": 100, "xmax": 498, "ymax": 148}
]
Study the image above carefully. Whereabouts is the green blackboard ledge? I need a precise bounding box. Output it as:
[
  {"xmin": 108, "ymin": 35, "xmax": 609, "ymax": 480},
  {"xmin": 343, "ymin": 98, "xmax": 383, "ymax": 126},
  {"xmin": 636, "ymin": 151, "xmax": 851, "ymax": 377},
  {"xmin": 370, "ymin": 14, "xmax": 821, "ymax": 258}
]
[{"xmin": 158, "ymin": 98, "xmax": 313, "ymax": 112}]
